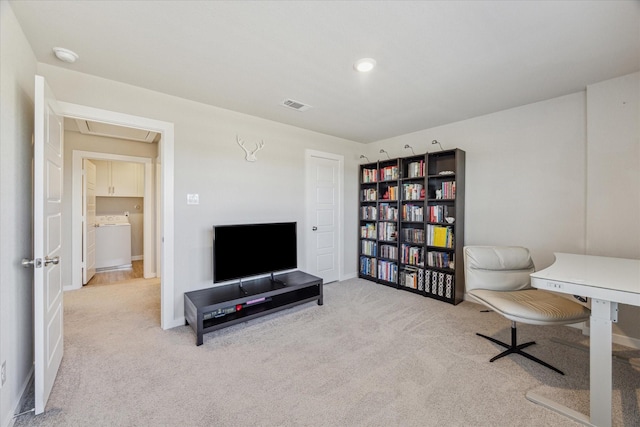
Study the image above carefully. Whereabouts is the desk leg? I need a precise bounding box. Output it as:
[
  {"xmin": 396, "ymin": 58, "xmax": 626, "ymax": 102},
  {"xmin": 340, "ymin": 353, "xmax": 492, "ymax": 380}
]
[{"xmin": 590, "ymin": 299, "xmax": 616, "ymax": 427}]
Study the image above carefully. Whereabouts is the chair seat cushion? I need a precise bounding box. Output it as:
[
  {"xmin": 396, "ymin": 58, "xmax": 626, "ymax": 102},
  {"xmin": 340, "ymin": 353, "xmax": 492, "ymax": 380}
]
[{"xmin": 468, "ymin": 288, "xmax": 590, "ymax": 325}]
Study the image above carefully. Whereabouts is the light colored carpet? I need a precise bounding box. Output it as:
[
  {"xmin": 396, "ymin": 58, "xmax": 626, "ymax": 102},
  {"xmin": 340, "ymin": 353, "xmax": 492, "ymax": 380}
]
[{"xmin": 14, "ymin": 277, "xmax": 640, "ymax": 426}]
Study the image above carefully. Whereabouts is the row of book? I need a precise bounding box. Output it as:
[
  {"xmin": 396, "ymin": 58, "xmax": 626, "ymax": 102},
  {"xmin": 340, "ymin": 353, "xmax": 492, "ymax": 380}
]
[
  {"xmin": 427, "ymin": 251, "xmax": 454, "ymax": 269},
  {"xmin": 362, "ymin": 224, "xmax": 453, "ymax": 248},
  {"xmin": 360, "ymin": 206, "xmax": 377, "ymax": 220},
  {"xmin": 379, "ymin": 203, "xmax": 398, "ymax": 221},
  {"xmin": 403, "ymin": 204, "xmax": 424, "ymax": 222},
  {"xmin": 406, "ymin": 160, "xmax": 425, "ymax": 179},
  {"xmin": 361, "ymin": 240, "xmax": 376, "ymax": 257},
  {"xmin": 361, "ymin": 188, "xmax": 377, "ymax": 201},
  {"xmin": 428, "ymin": 205, "xmax": 453, "ymax": 223},
  {"xmin": 402, "ymin": 183, "xmax": 424, "ymax": 201},
  {"xmin": 435, "ymin": 181, "xmax": 456, "ymax": 200},
  {"xmin": 378, "ymin": 222, "xmax": 397, "ymax": 242},
  {"xmin": 401, "ymin": 228, "xmax": 425, "ymax": 244},
  {"xmin": 378, "ymin": 260, "xmax": 398, "ymax": 283},
  {"xmin": 401, "ymin": 244, "xmax": 424, "ymax": 266},
  {"xmin": 360, "ymin": 256, "xmax": 377, "ymax": 277},
  {"xmin": 360, "ymin": 223, "xmax": 376, "ymax": 239},
  {"xmin": 379, "ymin": 244, "xmax": 398, "ymax": 260},
  {"xmin": 362, "ymin": 168, "xmax": 377, "ymax": 183},
  {"xmin": 426, "ymin": 225, "xmax": 454, "ymax": 248},
  {"xmin": 380, "ymin": 165, "xmax": 399, "ymax": 181},
  {"xmin": 380, "ymin": 185, "xmax": 398, "ymax": 201}
]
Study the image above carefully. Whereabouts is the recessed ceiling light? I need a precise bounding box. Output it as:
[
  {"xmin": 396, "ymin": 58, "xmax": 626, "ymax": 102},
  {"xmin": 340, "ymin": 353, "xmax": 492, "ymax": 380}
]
[
  {"xmin": 52, "ymin": 47, "xmax": 79, "ymax": 63},
  {"xmin": 354, "ymin": 58, "xmax": 376, "ymax": 73}
]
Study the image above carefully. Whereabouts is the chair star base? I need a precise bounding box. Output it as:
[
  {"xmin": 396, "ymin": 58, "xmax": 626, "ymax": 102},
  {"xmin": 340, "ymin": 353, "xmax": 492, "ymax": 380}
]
[{"xmin": 477, "ymin": 322, "xmax": 564, "ymax": 375}]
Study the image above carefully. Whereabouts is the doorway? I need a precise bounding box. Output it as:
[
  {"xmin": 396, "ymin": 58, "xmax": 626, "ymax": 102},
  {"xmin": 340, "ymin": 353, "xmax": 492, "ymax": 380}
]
[
  {"xmin": 59, "ymin": 101, "xmax": 176, "ymax": 330},
  {"xmin": 73, "ymin": 152, "xmax": 154, "ymax": 286}
]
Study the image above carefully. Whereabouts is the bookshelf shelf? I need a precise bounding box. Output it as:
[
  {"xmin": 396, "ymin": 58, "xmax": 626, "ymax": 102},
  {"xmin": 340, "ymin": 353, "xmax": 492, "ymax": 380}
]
[{"xmin": 358, "ymin": 149, "xmax": 465, "ymax": 305}]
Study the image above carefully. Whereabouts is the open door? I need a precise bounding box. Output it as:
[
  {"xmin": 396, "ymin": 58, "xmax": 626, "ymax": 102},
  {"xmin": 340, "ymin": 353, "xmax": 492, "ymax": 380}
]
[
  {"xmin": 33, "ymin": 75, "xmax": 64, "ymax": 414},
  {"xmin": 83, "ymin": 159, "xmax": 97, "ymax": 284}
]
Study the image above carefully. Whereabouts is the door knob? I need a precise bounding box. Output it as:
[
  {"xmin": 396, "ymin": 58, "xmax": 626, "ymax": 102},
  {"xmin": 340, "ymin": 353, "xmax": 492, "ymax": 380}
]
[
  {"xmin": 22, "ymin": 258, "xmax": 42, "ymax": 268},
  {"xmin": 312, "ymin": 226, "xmax": 318, "ymax": 231},
  {"xmin": 44, "ymin": 256, "xmax": 60, "ymax": 266}
]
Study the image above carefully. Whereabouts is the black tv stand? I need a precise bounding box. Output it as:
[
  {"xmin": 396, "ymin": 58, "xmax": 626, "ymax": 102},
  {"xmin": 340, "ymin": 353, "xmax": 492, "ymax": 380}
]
[{"xmin": 184, "ymin": 271, "xmax": 323, "ymax": 345}]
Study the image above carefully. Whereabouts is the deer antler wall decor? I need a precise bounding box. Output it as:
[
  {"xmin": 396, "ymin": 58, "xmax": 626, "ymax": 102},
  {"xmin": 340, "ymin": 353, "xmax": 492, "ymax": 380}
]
[{"xmin": 236, "ymin": 135, "xmax": 265, "ymax": 162}]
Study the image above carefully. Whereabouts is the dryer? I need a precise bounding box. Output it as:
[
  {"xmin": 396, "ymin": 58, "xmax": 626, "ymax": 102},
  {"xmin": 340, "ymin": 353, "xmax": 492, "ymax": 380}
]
[{"xmin": 95, "ymin": 215, "xmax": 132, "ymax": 270}]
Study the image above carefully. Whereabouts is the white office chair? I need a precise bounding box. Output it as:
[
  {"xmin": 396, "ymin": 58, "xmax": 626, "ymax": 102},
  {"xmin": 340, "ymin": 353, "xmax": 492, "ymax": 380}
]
[{"xmin": 464, "ymin": 246, "xmax": 590, "ymax": 375}]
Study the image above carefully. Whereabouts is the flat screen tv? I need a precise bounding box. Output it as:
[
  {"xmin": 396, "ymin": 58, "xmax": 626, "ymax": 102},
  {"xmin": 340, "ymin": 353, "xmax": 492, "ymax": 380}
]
[{"xmin": 213, "ymin": 222, "xmax": 297, "ymax": 283}]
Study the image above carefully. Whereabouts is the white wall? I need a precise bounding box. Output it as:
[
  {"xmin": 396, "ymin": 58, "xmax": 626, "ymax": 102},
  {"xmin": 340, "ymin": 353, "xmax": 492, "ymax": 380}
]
[
  {"xmin": 368, "ymin": 92, "xmax": 588, "ymax": 268},
  {"xmin": 38, "ymin": 63, "xmax": 362, "ymax": 324},
  {"xmin": 586, "ymin": 72, "xmax": 640, "ymax": 343},
  {"xmin": 0, "ymin": 1, "xmax": 37, "ymax": 426}
]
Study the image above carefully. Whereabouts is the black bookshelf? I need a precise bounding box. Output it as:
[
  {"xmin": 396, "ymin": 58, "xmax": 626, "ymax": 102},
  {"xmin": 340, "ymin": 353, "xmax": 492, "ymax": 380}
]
[{"xmin": 358, "ymin": 149, "xmax": 465, "ymax": 304}]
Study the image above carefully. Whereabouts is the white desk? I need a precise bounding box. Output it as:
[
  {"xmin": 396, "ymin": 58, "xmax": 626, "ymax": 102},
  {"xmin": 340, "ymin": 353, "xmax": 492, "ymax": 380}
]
[{"xmin": 527, "ymin": 253, "xmax": 640, "ymax": 427}]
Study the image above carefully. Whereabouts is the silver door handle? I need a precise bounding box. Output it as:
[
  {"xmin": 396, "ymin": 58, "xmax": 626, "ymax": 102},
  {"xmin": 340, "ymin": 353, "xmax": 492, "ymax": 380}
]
[
  {"xmin": 22, "ymin": 258, "xmax": 42, "ymax": 268},
  {"xmin": 312, "ymin": 226, "xmax": 318, "ymax": 231},
  {"xmin": 44, "ymin": 256, "xmax": 60, "ymax": 266}
]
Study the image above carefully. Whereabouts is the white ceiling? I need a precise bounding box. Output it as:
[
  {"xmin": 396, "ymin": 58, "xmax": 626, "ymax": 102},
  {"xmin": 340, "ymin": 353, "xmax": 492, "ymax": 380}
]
[{"xmin": 10, "ymin": 1, "xmax": 640, "ymax": 144}]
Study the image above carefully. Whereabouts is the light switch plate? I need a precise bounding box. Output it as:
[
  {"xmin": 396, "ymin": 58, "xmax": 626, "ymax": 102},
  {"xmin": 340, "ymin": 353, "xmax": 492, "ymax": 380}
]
[{"xmin": 187, "ymin": 194, "xmax": 199, "ymax": 205}]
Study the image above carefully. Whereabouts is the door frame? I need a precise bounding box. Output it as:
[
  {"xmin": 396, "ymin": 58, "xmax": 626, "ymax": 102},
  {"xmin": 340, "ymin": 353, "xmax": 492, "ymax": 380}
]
[
  {"xmin": 304, "ymin": 149, "xmax": 344, "ymax": 282},
  {"xmin": 72, "ymin": 152, "xmax": 153, "ymax": 284},
  {"xmin": 59, "ymin": 101, "xmax": 176, "ymax": 330}
]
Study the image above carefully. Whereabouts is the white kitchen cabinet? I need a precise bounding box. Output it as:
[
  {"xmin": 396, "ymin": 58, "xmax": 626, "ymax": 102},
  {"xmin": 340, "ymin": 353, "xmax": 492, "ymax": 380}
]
[{"xmin": 94, "ymin": 160, "xmax": 143, "ymax": 197}]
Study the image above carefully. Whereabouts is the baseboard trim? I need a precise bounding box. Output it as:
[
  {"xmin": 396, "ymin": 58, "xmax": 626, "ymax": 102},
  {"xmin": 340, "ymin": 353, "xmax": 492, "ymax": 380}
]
[
  {"xmin": 341, "ymin": 272, "xmax": 357, "ymax": 281},
  {"xmin": 165, "ymin": 317, "xmax": 186, "ymax": 330},
  {"xmin": 6, "ymin": 366, "xmax": 34, "ymax": 427},
  {"xmin": 581, "ymin": 325, "xmax": 640, "ymax": 350}
]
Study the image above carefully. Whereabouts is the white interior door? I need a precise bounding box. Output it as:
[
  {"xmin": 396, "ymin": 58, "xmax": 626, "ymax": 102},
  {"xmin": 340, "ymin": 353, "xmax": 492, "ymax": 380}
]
[
  {"xmin": 83, "ymin": 159, "xmax": 97, "ymax": 284},
  {"xmin": 33, "ymin": 75, "xmax": 64, "ymax": 414},
  {"xmin": 306, "ymin": 152, "xmax": 341, "ymax": 283}
]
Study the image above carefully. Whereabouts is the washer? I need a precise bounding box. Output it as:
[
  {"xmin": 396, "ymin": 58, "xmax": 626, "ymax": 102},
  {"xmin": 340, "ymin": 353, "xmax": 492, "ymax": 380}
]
[{"xmin": 95, "ymin": 215, "xmax": 132, "ymax": 270}]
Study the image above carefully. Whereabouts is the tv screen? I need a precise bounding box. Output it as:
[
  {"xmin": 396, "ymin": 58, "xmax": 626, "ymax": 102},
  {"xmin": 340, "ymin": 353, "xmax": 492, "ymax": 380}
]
[{"xmin": 213, "ymin": 222, "xmax": 297, "ymax": 283}]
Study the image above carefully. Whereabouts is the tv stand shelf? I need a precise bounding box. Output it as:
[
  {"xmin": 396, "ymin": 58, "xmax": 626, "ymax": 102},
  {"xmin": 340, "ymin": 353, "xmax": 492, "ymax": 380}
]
[{"xmin": 184, "ymin": 271, "xmax": 323, "ymax": 345}]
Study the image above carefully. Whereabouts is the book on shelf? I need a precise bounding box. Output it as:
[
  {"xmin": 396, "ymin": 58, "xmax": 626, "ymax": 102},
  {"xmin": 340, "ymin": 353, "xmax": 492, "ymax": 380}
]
[
  {"xmin": 361, "ymin": 188, "xmax": 377, "ymax": 201},
  {"xmin": 378, "ymin": 222, "xmax": 397, "ymax": 242},
  {"xmin": 362, "ymin": 168, "xmax": 377, "ymax": 183},
  {"xmin": 379, "ymin": 203, "xmax": 398, "ymax": 221},
  {"xmin": 360, "ymin": 256, "xmax": 377, "ymax": 277},
  {"xmin": 427, "ymin": 224, "xmax": 454, "ymax": 248},
  {"xmin": 379, "ymin": 165, "xmax": 399, "ymax": 181},
  {"xmin": 407, "ymin": 160, "xmax": 425, "ymax": 178},
  {"xmin": 427, "ymin": 251, "xmax": 454, "ymax": 269},
  {"xmin": 377, "ymin": 260, "xmax": 398, "ymax": 283},
  {"xmin": 428, "ymin": 205, "xmax": 453, "ymax": 223},
  {"xmin": 381, "ymin": 185, "xmax": 398, "ymax": 201},
  {"xmin": 361, "ymin": 240, "xmax": 377, "ymax": 257},
  {"xmin": 402, "ymin": 204, "xmax": 424, "ymax": 222},
  {"xmin": 379, "ymin": 244, "xmax": 398, "ymax": 260},
  {"xmin": 401, "ymin": 228, "xmax": 425, "ymax": 244},
  {"xmin": 360, "ymin": 223, "xmax": 376, "ymax": 239},
  {"xmin": 360, "ymin": 205, "xmax": 377, "ymax": 220},
  {"xmin": 401, "ymin": 244, "xmax": 424, "ymax": 266},
  {"xmin": 402, "ymin": 183, "xmax": 424, "ymax": 201},
  {"xmin": 435, "ymin": 181, "xmax": 456, "ymax": 200}
]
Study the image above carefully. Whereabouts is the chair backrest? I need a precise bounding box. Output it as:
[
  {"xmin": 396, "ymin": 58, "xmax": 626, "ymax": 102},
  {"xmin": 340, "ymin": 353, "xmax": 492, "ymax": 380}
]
[{"xmin": 464, "ymin": 246, "xmax": 535, "ymax": 292}]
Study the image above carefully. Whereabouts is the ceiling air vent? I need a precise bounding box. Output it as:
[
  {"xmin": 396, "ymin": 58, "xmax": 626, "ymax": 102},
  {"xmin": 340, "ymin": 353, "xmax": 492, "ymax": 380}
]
[{"xmin": 280, "ymin": 98, "xmax": 312, "ymax": 112}]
